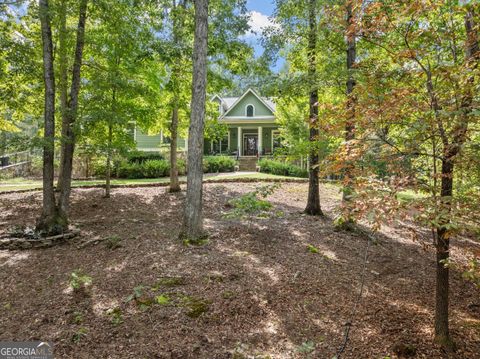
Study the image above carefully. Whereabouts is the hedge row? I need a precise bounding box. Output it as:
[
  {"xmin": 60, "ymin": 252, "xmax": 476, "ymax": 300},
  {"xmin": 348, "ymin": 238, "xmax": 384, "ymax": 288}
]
[
  {"xmin": 258, "ymin": 159, "xmax": 308, "ymax": 178},
  {"xmin": 117, "ymin": 159, "xmax": 186, "ymax": 179},
  {"xmin": 94, "ymin": 156, "xmax": 236, "ymax": 179},
  {"xmin": 127, "ymin": 151, "xmax": 164, "ymax": 163}
]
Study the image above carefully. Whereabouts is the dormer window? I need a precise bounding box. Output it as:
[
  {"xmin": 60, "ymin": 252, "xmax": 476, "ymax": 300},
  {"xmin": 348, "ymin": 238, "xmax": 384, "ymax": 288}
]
[{"xmin": 246, "ymin": 104, "xmax": 254, "ymax": 117}]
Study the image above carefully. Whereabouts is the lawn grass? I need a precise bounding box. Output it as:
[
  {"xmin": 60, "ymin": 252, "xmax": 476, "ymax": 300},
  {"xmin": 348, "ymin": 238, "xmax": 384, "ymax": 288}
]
[{"xmin": 0, "ymin": 172, "xmax": 306, "ymax": 193}]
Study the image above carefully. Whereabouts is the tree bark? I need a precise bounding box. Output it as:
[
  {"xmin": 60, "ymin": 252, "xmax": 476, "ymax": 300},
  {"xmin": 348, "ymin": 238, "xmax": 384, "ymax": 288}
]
[
  {"xmin": 182, "ymin": 0, "xmax": 208, "ymax": 241},
  {"xmin": 168, "ymin": 0, "xmax": 184, "ymax": 193},
  {"xmin": 36, "ymin": 0, "xmax": 62, "ymax": 235},
  {"xmin": 342, "ymin": 0, "xmax": 356, "ymax": 204},
  {"xmin": 57, "ymin": 0, "xmax": 88, "ymax": 221},
  {"xmin": 56, "ymin": 0, "xmax": 69, "ymax": 191},
  {"xmin": 105, "ymin": 121, "xmax": 113, "ymax": 198},
  {"xmin": 434, "ymin": 7, "xmax": 478, "ymax": 348},
  {"xmin": 434, "ymin": 156, "xmax": 454, "ymax": 348},
  {"xmin": 169, "ymin": 104, "xmax": 181, "ymax": 192},
  {"xmin": 304, "ymin": 0, "xmax": 323, "ymax": 216}
]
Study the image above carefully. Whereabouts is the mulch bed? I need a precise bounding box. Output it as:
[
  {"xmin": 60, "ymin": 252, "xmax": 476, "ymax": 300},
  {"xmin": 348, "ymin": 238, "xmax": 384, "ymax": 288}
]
[{"xmin": 0, "ymin": 183, "xmax": 478, "ymax": 358}]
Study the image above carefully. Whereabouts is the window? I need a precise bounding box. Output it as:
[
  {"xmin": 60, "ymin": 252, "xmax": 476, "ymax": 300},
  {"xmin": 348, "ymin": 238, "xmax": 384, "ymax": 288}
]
[{"xmin": 246, "ymin": 104, "xmax": 254, "ymax": 117}]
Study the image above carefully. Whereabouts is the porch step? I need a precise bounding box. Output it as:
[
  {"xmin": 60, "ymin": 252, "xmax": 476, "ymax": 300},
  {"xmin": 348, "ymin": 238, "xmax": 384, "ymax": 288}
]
[{"xmin": 238, "ymin": 157, "xmax": 258, "ymax": 171}]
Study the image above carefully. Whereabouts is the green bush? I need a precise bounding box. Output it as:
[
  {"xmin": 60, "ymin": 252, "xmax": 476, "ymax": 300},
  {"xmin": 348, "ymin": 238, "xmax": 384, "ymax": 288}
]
[
  {"xmin": 203, "ymin": 156, "xmax": 236, "ymax": 173},
  {"xmin": 91, "ymin": 159, "xmax": 107, "ymax": 177},
  {"xmin": 142, "ymin": 160, "xmax": 169, "ymax": 178},
  {"xmin": 127, "ymin": 151, "xmax": 164, "ymax": 164},
  {"xmin": 117, "ymin": 162, "xmax": 144, "ymax": 179},
  {"xmin": 258, "ymin": 159, "xmax": 308, "ymax": 178},
  {"xmin": 116, "ymin": 159, "xmax": 186, "ymax": 179}
]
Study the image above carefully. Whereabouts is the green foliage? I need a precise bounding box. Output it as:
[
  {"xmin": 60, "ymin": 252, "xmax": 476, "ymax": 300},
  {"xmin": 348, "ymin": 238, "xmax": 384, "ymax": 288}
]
[
  {"xmin": 117, "ymin": 162, "xmax": 145, "ymax": 179},
  {"xmin": 203, "ymin": 155, "xmax": 237, "ymax": 173},
  {"xmin": 116, "ymin": 159, "xmax": 186, "ymax": 179},
  {"xmin": 125, "ymin": 285, "xmax": 145, "ymax": 303},
  {"xmin": 180, "ymin": 295, "xmax": 210, "ymax": 318},
  {"xmin": 155, "ymin": 294, "xmax": 171, "ymax": 305},
  {"xmin": 72, "ymin": 311, "xmax": 83, "ymax": 324},
  {"xmin": 108, "ymin": 155, "xmax": 237, "ymax": 179},
  {"xmin": 306, "ymin": 244, "xmax": 319, "ymax": 254},
  {"xmin": 72, "ymin": 327, "xmax": 88, "ymax": 343},
  {"xmin": 106, "ymin": 307, "xmax": 123, "ymax": 325},
  {"xmin": 258, "ymin": 159, "xmax": 308, "ymax": 178},
  {"xmin": 127, "ymin": 151, "xmax": 164, "ymax": 164},
  {"xmin": 153, "ymin": 277, "xmax": 185, "ymax": 288},
  {"xmin": 462, "ymin": 258, "xmax": 480, "ymax": 288},
  {"xmin": 224, "ymin": 183, "xmax": 280, "ymax": 218},
  {"xmin": 69, "ymin": 270, "xmax": 92, "ymax": 291}
]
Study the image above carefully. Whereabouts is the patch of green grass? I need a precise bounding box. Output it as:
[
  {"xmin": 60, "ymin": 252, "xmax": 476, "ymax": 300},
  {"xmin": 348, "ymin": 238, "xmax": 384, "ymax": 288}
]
[
  {"xmin": 397, "ymin": 190, "xmax": 427, "ymax": 202},
  {"xmin": 306, "ymin": 244, "xmax": 319, "ymax": 254},
  {"xmin": 180, "ymin": 295, "xmax": 211, "ymax": 318},
  {"xmin": 155, "ymin": 294, "xmax": 171, "ymax": 305},
  {"xmin": 0, "ymin": 173, "xmax": 305, "ymax": 193},
  {"xmin": 182, "ymin": 237, "xmax": 209, "ymax": 247},
  {"xmin": 153, "ymin": 276, "xmax": 185, "ymax": 289}
]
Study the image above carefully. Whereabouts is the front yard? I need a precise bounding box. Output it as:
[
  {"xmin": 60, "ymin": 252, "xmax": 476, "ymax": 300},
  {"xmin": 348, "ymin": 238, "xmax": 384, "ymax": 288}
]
[{"xmin": 0, "ymin": 183, "xmax": 478, "ymax": 358}]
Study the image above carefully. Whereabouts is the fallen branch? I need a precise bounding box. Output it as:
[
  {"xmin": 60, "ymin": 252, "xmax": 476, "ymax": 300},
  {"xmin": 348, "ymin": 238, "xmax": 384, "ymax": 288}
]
[{"xmin": 77, "ymin": 237, "xmax": 109, "ymax": 249}]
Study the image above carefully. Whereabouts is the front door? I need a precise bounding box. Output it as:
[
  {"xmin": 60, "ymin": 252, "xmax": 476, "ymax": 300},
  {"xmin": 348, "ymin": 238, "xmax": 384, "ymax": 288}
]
[{"xmin": 243, "ymin": 134, "xmax": 257, "ymax": 156}]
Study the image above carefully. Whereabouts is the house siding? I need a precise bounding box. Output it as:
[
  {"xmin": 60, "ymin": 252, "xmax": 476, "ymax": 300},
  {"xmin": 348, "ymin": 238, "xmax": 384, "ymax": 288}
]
[
  {"xmin": 225, "ymin": 93, "xmax": 273, "ymax": 117},
  {"xmin": 136, "ymin": 128, "xmax": 162, "ymax": 150},
  {"xmin": 135, "ymin": 128, "xmax": 185, "ymax": 151}
]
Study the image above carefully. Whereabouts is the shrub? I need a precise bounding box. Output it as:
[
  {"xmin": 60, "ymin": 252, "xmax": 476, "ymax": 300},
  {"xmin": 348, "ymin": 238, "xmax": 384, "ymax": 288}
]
[
  {"xmin": 117, "ymin": 162, "xmax": 143, "ymax": 179},
  {"xmin": 203, "ymin": 156, "xmax": 236, "ymax": 173},
  {"xmin": 224, "ymin": 183, "xmax": 281, "ymax": 219},
  {"xmin": 91, "ymin": 159, "xmax": 107, "ymax": 177},
  {"xmin": 258, "ymin": 159, "xmax": 308, "ymax": 178},
  {"xmin": 115, "ymin": 158, "xmax": 186, "ymax": 179},
  {"xmin": 142, "ymin": 159, "xmax": 169, "ymax": 178},
  {"xmin": 127, "ymin": 151, "xmax": 164, "ymax": 164}
]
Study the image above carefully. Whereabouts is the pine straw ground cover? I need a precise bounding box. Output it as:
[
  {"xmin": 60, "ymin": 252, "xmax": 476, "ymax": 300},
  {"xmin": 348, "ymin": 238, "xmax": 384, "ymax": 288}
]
[{"xmin": 0, "ymin": 183, "xmax": 479, "ymax": 359}]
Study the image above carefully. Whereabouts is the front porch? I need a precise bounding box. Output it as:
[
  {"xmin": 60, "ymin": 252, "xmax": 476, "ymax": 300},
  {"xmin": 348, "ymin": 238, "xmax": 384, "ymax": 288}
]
[{"xmin": 205, "ymin": 125, "xmax": 280, "ymax": 157}]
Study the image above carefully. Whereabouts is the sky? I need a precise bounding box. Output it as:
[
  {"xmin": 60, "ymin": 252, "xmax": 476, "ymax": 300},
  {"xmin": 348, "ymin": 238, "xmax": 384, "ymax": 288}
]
[{"xmin": 243, "ymin": 0, "xmax": 284, "ymax": 72}]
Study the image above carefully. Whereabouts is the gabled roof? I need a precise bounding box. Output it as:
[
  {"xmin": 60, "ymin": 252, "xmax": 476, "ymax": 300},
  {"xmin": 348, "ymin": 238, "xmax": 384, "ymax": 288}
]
[{"xmin": 212, "ymin": 88, "xmax": 276, "ymax": 119}]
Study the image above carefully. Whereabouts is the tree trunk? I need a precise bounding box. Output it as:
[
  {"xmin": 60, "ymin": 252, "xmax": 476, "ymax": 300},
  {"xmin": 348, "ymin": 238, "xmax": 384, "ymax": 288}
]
[
  {"xmin": 105, "ymin": 121, "xmax": 113, "ymax": 198},
  {"xmin": 169, "ymin": 104, "xmax": 181, "ymax": 192},
  {"xmin": 56, "ymin": 0, "xmax": 69, "ymax": 191},
  {"xmin": 36, "ymin": 0, "xmax": 62, "ymax": 235},
  {"xmin": 182, "ymin": 0, "xmax": 208, "ymax": 241},
  {"xmin": 434, "ymin": 157, "xmax": 454, "ymax": 348},
  {"xmin": 434, "ymin": 7, "xmax": 478, "ymax": 349},
  {"xmin": 304, "ymin": 0, "xmax": 323, "ymax": 216},
  {"xmin": 57, "ymin": 0, "xmax": 88, "ymax": 221},
  {"xmin": 342, "ymin": 0, "xmax": 356, "ymax": 204}
]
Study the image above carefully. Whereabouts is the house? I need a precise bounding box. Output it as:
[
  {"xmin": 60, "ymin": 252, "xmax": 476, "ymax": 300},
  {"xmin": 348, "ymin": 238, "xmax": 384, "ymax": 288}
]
[{"xmin": 133, "ymin": 88, "xmax": 280, "ymax": 157}]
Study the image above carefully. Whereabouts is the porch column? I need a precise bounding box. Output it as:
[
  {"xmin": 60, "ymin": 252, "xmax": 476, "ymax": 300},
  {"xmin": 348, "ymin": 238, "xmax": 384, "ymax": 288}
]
[
  {"xmin": 238, "ymin": 127, "xmax": 242, "ymax": 156},
  {"xmin": 258, "ymin": 126, "xmax": 263, "ymax": 155}
]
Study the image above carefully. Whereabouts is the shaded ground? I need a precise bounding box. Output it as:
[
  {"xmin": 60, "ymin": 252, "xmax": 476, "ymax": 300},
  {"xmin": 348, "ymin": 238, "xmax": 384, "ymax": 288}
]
[{"xmin": 0, "ymin": 183, "xmax": 479, "ymax": 358}]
